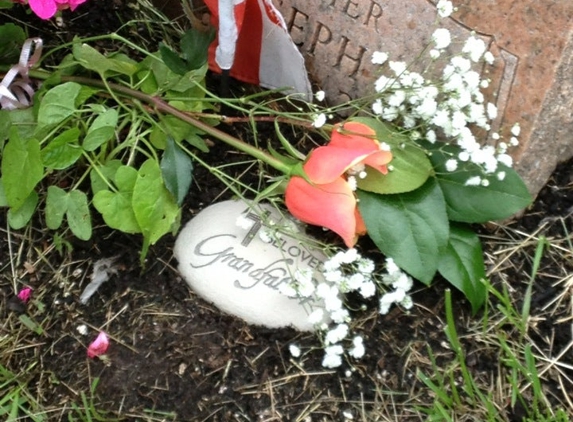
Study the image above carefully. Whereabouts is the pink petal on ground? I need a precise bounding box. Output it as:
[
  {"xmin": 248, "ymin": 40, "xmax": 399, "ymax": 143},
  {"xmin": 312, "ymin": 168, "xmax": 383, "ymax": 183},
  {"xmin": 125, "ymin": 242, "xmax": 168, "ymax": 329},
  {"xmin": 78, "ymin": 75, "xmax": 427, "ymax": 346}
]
[
  {"xmin": 17, "ymin": 287, "xmax": 33, "ymax": 303},
  {"xmin": 87, "ymin": 332, "xmax": 110, "ymax": 358}
]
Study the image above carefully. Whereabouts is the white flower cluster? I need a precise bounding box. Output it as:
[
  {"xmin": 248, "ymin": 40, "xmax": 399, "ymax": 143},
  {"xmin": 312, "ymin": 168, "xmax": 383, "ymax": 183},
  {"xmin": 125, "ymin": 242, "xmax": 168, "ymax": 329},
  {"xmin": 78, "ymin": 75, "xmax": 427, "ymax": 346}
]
[
  {"xmin": 379, "ymin": 258, "xmax": 414, "ymax": 314},
  {"xmin": 370, "ymin": 3, "xmax": 519, "ymax": 186},
  {"xmin": 283, "ymin": 248, "xmax": 410, "ymax": 368}
]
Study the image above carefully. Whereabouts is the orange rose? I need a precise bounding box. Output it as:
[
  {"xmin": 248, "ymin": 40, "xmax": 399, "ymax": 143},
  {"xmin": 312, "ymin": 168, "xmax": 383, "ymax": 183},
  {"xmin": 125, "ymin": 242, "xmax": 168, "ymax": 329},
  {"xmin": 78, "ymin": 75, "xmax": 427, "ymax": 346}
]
[{"xmin": 286, "ymin": 121, "xmax": 392, "ymax": 247}]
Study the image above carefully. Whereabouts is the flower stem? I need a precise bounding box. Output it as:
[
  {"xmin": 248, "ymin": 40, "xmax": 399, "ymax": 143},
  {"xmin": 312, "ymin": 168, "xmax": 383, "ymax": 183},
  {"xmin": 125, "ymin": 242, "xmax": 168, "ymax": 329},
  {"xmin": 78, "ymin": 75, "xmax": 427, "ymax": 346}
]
[{"xmin": 3, "ymin": 67, "xmax": 294, "ymax": 175}]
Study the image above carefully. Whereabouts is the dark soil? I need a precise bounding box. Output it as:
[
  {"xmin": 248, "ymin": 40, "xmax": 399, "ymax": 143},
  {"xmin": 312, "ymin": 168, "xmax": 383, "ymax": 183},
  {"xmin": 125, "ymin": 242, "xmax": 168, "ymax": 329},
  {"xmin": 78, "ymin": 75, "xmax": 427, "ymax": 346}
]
[{"xmin": 1, "ymin": 1, "xmax": 573, "ymax": 421}]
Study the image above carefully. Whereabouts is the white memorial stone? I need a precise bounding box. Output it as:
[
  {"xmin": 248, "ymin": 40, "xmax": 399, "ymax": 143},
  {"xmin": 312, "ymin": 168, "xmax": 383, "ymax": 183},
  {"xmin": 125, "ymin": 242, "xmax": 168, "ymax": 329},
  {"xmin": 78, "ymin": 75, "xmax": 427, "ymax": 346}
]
[{"xmin": 174, "ymin": 200, "xmax": 327, "ymax": 331}]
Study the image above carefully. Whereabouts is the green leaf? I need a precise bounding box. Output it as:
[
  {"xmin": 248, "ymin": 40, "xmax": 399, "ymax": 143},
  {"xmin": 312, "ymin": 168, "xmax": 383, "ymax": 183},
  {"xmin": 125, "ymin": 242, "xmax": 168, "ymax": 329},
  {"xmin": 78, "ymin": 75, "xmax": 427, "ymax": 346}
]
[
  {"xmin": 161, "ymin": 115, "xmax": 209, "ymax": 152},
  {"xmin": 159, "ymin": 43, "xmax": 189, "ymax": 75},
  {"xmin": 180, "ymin": 27, "xmax": 215, "ymax": 70},
  {"xmin": 93, "ymin": 165, "xmax": 141, "ymax": 233},
  {"xmin": 8, "ymin": 191, "xmax": 38, "ymax": 229},
  {"xmin": 1, "ymin": 129, "xmax": 43, "ymax": 209},
  {"xmin": 351, "ymin": 117, "xmax": 433, "ymax": 194},
  {"xmin": 438, "ymin": 224, "xmax": 487, "ymax": 313},
  {"xmin": 133, "ymin": 159, "xmax": 180, "ymax": 246},
  {"xmin": 90, "ymin": 160, "xmax": 122, "ymax": 194},
  {"xmin": 67, "ymin": 190, "xmax": 92, "ymax": 240},
  {"xmin": 46, "ymin": 186, "xmax": 68, "ymax": 229},
  {"xmin": 18, "ymin": 314, "xmax": 44, "ymax": 335},
  {"xmin": 36, "ymin": 82, "xmax": 81, "ymax": 132},
  {"xmin": 161, "ymin": 138, "xmax": 193, "ymax": 205},
  {"xmin": 83, "ymin": 108, "xmax": 118, "ymax": 151},
  {"xmin": 0, "ymin": 178, "xmax": 7, "ymax": 207},
  {"xmin": 41, "ymin": 127, "xmax": 82, "ymax": 169},
  {"xmin": 73, "ymin": 42, "xmax": 138, "ymax": 76},
  {"xmin": 0, "ymin": 23, "xmax": 25, "ymax": 64},
  {"xmin": 6, "ymin": 108, "xmax": 37, "ymax": 140},
  {"xmin": 358, "ymin": 177, "xmax": 449, "ymax": 284},
  {"xmin": 0, "ymin": 109, "xmax": 11, "ymax": 142},
  {"xmin": 425, "ymin": 142, "xmax": 532, "ymax": 222},
  {"xmin": 46, "ymin": 187, "xmax": 92, "ymax": 240}
]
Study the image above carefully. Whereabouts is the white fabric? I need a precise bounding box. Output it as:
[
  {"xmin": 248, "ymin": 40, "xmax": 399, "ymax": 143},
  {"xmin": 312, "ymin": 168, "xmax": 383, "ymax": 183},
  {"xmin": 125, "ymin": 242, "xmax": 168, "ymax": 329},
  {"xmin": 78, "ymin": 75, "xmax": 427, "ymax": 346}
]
[
  {"xmin": 257, "ymin": 0, "xmax": 312, "ymax": 99},
  {"xmin": 214, "ymin": 0, "xmax": 245, "ymax": 70}
]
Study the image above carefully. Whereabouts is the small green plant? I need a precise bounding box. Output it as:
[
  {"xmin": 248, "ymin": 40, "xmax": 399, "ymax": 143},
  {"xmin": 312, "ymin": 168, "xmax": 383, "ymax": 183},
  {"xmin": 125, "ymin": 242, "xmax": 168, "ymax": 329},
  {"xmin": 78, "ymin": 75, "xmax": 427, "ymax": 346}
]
[
  {"xmin": 416, "ymin": 286, "xmax": 569, "ymax": 421},
  {"xmin": 0, "ymin": 363, "xmax": 47, "ymax": 421}
]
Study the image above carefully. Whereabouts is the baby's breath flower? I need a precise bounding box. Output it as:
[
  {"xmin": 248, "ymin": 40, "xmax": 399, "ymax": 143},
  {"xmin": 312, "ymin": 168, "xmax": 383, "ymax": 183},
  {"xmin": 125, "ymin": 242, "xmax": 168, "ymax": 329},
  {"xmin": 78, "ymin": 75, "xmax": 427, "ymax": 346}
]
[
  {"xmin": 465, "ymin": 176, "xmax": 482, "ymax": 186},
  {"xmin": 236, "ymin": 214, "xmax": 253, "ymax": 230},
  {"xmin": 324, "ymin": 270, "xmax": 343, "ymax": 282},
  {"xmin": 426, "ymin": 129, "xmax": 437, "ymax": 144},
  {"xmin": 258, "ymin": 229, "xmax": 272, "ymax": 243},
  {"xmin": 393, "ymin": 273, "xmax": 413, "ymax": 291},
  {"xmin": 308, "ymin": 308, "xmax": 324, "ymax": 325},
  {"xmin": 432, "ymin": 28, "xmax": 451, "ymax": 49},
  {"xmin": 314, "ymin": 90, "xmax": 325, "ymax": 102},
  {"xmin": 483, "ymin": 51, "xmax": 495, "ymax": 64},
  {"xmin": 340, "ymin": 248, "xmax": 359, "ymax": 264},
  {"xmin": 400, "ymin": 295, "xmax": 414, "ymax": 310},
  {"xmin": 497, "ymin": 153, "xmax": 513, "ymax": 167},
  {"xmin": 445, "ymin": 158, "xmax": 458, "ymax": 172},
  {"xmin": 325, "ymin": 324, "xmax": 349, "ymax": 344},
  {"xmin": 511, "ymin": 123, "xmax": 521, "ymax": 137},
  {"xmin": 349, "ymin": 336, "xmax": 365, "ymax": 358},
  {"xmin": 289, "ymin": 344, "xmax": 301, "ymax": 357},
  {"xmin": 436, "ymin": 0, "xmax": 454, "ymax": 17},
  {"xmin": 374, "ymin": 75, "xmax": 392, "ymax": 93},
  {"xmin": 389, "ymin": 61, "xmax": 407, "ymax": 76},
  {"xmin": 429, "ymin": 49, "xmax": 441, "ymax": 59},
  {"xmin": 497, "ymin": 171, "xmax": 506, "ymax": 181},
  {"xmin": 371, "ymin": 51, "xmax": 389, "ymax": 65},
  {"xmin": 347, "ymin": 176, "xmax": 357, "ymax": 191},
  {"xmin": 372, "ymin": 99, "xmax": 383, "ymax": 115},
  {"xmin": 322, "ymin": 345, "xmax": 344, "ymax": 368},
  {"xmin": 458, "ymin": 151, "xmax": 470, "ymax": 161},
  {"xmin": 312, "ymin": 113, "xmax": 327, "ymax": 128},
  {"xmin": 463, "ymin": 35, "xmax": 486, "ymax": 62},
  {"xmin": 359, "ymin": 281, "xmax": 376, "ymax": 298},
  {"xmin": 330, "ymin": 308, "xmax": 350, "ymax": 323},
  {"xmin": 509, "ymin": 136, "xmax": 519, "ymax": 147},
  {"xmin": 356, "ymin": 258, "xmax": 375, "ymax": 274},
  {"xmin": 486, "ymin": 103, "xmax": 498, "ymax": 119}
]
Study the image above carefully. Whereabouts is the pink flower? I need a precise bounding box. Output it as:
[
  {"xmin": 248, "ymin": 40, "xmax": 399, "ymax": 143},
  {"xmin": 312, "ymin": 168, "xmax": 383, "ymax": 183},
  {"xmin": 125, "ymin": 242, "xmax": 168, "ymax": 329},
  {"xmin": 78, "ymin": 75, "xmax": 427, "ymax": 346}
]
[
  {"xmin": 17, "ymin": 287, "xmax": 33, "ymax": 303},
  {"xmin": 285, "ymin": 121, "xmax": 392, "ymax": 247},
  {"xmin": 28, "ymin": 0, "xmax": 87, "ymax": 20},
  {"xmin": 87, "ymin": 332, "xmax": 109, "ymax": 358}
]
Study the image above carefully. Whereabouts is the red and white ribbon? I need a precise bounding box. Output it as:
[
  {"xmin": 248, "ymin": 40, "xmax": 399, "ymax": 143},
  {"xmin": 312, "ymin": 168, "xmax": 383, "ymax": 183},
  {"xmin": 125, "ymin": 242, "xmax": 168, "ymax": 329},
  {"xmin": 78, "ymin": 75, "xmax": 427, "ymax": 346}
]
[{"xmin": 0, "ymin": 37, "xmax": 43, "ymax": 110}]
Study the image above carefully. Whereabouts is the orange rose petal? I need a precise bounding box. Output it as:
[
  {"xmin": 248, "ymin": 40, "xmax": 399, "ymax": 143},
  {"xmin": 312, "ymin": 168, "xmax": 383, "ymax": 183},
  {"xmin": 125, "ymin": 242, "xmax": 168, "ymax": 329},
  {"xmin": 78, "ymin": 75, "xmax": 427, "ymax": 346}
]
[
  {"xmin": 304, "ymin": 146, "xmax": 373, "ymax": 184},
  {"xmin": 354, "ymin": 209, "xmax": 367, "ymax": 236},
  {"xmin": 330, "ymin": 122, "xmax": 378, "ymax": 150},
  {"xmin": 285, "ymin": 176, "xmax": 359, "ymax": 247},
  {"xmin": 363, "ymin": 150, "xmax": 393, "ymax": 175}
]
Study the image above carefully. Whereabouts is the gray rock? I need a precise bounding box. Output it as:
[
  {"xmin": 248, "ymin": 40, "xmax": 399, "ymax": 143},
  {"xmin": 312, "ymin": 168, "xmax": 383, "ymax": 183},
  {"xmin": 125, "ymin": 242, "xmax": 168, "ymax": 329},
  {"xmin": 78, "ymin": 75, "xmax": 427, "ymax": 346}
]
[{"xmin": 174, "ymin": 200, "xmax": 327, "ymax": 331}]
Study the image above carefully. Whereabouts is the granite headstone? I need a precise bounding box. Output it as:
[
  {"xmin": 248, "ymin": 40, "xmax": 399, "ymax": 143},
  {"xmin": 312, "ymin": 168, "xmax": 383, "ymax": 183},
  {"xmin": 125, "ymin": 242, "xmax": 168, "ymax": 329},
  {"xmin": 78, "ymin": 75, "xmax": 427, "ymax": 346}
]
[{"xmin": 274, "ymin": 0, "xmax": 573, "ymax": 198}]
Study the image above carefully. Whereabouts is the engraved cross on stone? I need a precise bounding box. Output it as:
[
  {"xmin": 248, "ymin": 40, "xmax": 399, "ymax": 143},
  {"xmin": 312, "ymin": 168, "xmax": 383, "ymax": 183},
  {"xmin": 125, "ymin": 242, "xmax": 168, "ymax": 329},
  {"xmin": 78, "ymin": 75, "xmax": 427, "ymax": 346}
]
[{"xmin": 241, "ymin": 210, "xmax": 271, "ymax": 247}]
